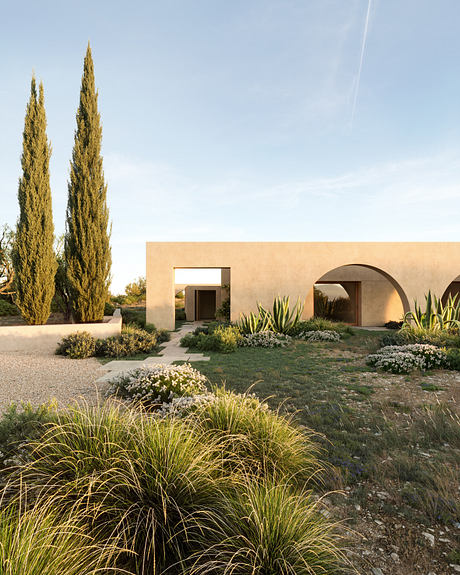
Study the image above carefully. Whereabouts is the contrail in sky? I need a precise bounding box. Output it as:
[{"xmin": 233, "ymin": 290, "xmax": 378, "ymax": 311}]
[{"xmin": 351, "ymin": 0, "xmax": 372, "ymax": 126}]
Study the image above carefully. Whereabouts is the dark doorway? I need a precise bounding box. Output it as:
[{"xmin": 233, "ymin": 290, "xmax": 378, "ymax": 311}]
[{"xmin": 195, "ymin": 290, "xmax": 216, "ymax": 320}]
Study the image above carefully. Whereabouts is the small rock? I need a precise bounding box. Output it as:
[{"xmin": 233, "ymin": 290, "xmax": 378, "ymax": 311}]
[
  {"xmin": 355, "ymin": 504, "xmax": 361, "ymax": 511},
  {"xmin": 422, "ymin": 532, "xmax": 435, "ymax": 547},
  {"xmin": 450, "ymin": 565, "xmax": 460, "ymax": 573},
  {"xmin": 390, "ymin": 552, "xmax": 399, "ymax": 562}
]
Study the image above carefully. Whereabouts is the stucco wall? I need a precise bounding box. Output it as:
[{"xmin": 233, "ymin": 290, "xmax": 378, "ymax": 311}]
[
  {"xmin": 146, "ymin": 242, "xmax": 460, "ymax": 330},
  {"xmin": 0, "ymin": 311, "xmax": 122, "ymax": 353}
]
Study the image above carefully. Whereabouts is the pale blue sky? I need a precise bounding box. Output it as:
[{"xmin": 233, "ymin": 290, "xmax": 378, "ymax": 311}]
[{"xmin": 2, "ymin": 1, "xmax": 460, "ymax": 292}]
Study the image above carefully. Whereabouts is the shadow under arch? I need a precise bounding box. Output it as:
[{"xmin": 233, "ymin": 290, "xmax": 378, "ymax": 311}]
[{"xmin": 313, "ymin": 263, "xmax": 411, "ymax": 325}]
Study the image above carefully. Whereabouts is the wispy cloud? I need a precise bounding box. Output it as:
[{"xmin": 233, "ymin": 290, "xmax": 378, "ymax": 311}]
[
  {"xmin": 351, "ymin": 0, "xmax": 373, "ymax": 126},
  {"xmin": 105, "ymin": 149, "xmax": 460, "ymax": 291}
]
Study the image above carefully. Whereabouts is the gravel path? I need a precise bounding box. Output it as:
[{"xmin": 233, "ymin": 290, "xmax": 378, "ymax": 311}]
[{"xmin": 0, "ymin": 351, "xmax": 108, "ymax": 412}]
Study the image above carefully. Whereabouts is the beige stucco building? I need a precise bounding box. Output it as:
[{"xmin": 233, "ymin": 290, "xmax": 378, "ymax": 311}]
[{"xmin": 146, "ymin": 242, "xmax": 460, "ymax": 331}]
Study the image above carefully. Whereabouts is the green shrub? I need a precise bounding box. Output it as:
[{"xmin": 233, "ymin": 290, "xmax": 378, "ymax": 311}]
[
  {"xmin": 96, "ymin": 325, "xmax": 157, "ymax": 358},
  {"xmin": 110, "ymin": 294, "xmax": 126, "ymax": 305},
  {"xmin": 175, "ymin": 307, "xmax": 186, "ymax": 320},
  {"xmin": 180, "ymin": 332, "xmax": 198, "ymax": 349},
  {"xmin": 216, "ymin": 297, "xmax": 230, "ymax": 321},
  {"xmin": 124, "ymin": 276, "xmax": 146, "ymax": 303},
  {"xmin": 290, "ymin": 318, "xmax": 353, "ymax": 336},
  {"xmin": 56, "ymin": 331, "xmax": 96, "ymax": 359},
  {"xmin": 0, "ymin": 299, "xmax": 18, "ymax": 316},
  {"xmin": 384, "ymin": 320, "xmax": 403, "ymax": 330},
  {"xmin": 181, "ymin": 324, "xmax": 242, "ymax": 353},
  {"xmin": 121, "ymin": 307, "xmax": 146, "ymax": 327},
  {"xmin": 0, "ymin": 403, "xmax": 54, "ymax": 469},
  {"xmin": 104, "ymin": 301, "xmax": 116, "ymax": 316},
  {"xmin": 381, "ymin": 327, "xmax": 460, "ymax": 348},
  {"xmin": 107, "ymin": 363, "xmax": 208, "ymax": 407},
  {"xmin": 187, "ymin": 480, "xmax": 346, "ymax": 575},
  {"xmin": 447, "ymin": 347, "xmax": 460, "ymax": 370}
]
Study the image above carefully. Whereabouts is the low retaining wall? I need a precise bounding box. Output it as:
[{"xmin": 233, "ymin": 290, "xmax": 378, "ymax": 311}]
[{"xmin": 0, "ymin": 310, "xmax": 122, "ymax": 353}]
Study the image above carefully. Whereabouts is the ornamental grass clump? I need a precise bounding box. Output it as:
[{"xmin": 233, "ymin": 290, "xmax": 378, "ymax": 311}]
[
  {"xmin": 0, "ymin": 491, "xmax": 122, "ymax": 575},
  {"xmin": 10, "ymin": 397, "xmax": 345, "ymax": 575},
  {"xmin": 107, "ymin": 363, "xmax": 208, "ymax": 406},
  {"xmin": 191, "ymin": 387, "xmax": 322, "ymax": 482},
  {"xmin": 22, "ymin": 402, "xmax": 226, "ymax": 574},
  {"xmin": 186, "ymin": 480, "xmax": 346, "ymax": 575},
  {"xmin": 367, "ymin": 343, "xmax": 448, "ymax": 374},
  {"xmin": 240, "ymin": 330, "xmax": 291, "ymax": 348}
]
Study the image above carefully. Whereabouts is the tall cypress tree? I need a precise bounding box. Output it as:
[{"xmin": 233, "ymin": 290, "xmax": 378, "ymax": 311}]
[
  {"xmin": 65, "ymin": 44, "xmax": 111, "ymax": 323},
  {"xmin": 12, "ymin": 77, "xmax": 56, "ymax": 325}
]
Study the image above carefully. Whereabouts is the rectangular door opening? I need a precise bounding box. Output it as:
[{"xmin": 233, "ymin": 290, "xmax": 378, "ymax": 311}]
[{"xmin": 195, "ymin": 290, "xmax": 217, "ymax": 320}]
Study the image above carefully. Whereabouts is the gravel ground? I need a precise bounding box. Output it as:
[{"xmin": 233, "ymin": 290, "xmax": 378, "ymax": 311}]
[{"xmin": 0, "ymin": 351, "xmax": 108, "ymax": 412}]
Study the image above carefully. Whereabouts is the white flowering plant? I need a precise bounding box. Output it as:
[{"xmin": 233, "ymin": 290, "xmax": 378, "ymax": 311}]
[
  {"xmin": 297, "ymin": 330, "xmax": 341, "ymax": 342},
  {"xmin": 366, "ymin": 343, "xmax": 448, "ymax": 374},
  {"xmin": 106, "ymin": 363, "xmax": 208, "ymax": 406},
  {"xmin": 239, "ymin": 331, "xmax": 292, "ymax": 348},
  {"xmin": 158, "ymin": 393, "xmax": 218, "ymax": 418}
]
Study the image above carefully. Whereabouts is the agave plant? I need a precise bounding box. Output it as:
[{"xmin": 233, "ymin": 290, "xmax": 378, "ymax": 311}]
[
  {"xmin": 402, "ymin": 291, "xmax": 460, "ymax": 332},
  {"xmin": 238, "ymin": 306, "xmax": 272, "ymax": 334},
  {"xmin": 239, "ymin": 296, "xmax": 303, "ymax": 335},
  {"xmin": 269, "ymin": 296, "xmax": 304, "ymax": 334}
]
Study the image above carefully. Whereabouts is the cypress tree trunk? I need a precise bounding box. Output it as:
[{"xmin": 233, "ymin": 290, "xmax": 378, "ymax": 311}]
[
  {"xmin": 12, "ymin": 78, "xmax": 56, "ymax": 325},
  {"xmin": 65, "ymin": 44, "xmax": 111, "ymax": 323}
]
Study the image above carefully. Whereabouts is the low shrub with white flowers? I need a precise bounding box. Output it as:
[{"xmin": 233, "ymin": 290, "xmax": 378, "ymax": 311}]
[
  {"xmin": 107, "ymin": 363, "xmax": 207, "ymax": 406},
  {"xmin": 158, "ymin": 393, "xmax": 217, "ymax": 418},
  {"xmin": 239, "ymin": 331, "xmax": 292, "ymax": 348},
  {"xmin": 297, "ymin": 330, "xmax": 341, "ymax": 342},
  {"xmin": 367, "ymin": 343, "xmax": 448, "ymax": 374}
]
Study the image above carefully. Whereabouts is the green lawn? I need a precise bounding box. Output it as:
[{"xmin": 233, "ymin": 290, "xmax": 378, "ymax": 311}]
[{"xmin": 187, "ymin": 329, "xmax": 460, "ymax": 573}]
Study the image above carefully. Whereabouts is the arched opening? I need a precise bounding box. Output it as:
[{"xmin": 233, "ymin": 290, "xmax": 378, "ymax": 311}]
[
  {"xmin": 313, "ymin": 264, "xmax": 410, "ymax": 327},
  {"xmin": 442, "ymin": 276, "xmax": 460, "ymax": 305}
]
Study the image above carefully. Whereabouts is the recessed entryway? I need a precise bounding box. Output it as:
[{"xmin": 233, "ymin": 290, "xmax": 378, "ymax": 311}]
[{"xmin": 195, "ymin": 289, "xmax": 217, "ymax": 320}]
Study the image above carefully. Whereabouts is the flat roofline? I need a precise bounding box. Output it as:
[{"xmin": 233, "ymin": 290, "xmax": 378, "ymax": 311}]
[{"xmin": 147, "ymin": 240, "xmax": 460, "ymax": 245}]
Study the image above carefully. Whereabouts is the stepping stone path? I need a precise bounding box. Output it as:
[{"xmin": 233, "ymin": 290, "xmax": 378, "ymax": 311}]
[{"xmin": 97, "ymin": 322, "xmax": 210, "ymax": 383}]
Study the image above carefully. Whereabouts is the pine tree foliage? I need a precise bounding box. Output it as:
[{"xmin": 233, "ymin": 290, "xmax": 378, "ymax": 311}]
[
  {"xmin": 12, "ymin": 78, "xmax": 56, "ymax": 325},
  {"xmin": 65, "ymin": 44, "xmax": 111, "ymax": 323}
]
